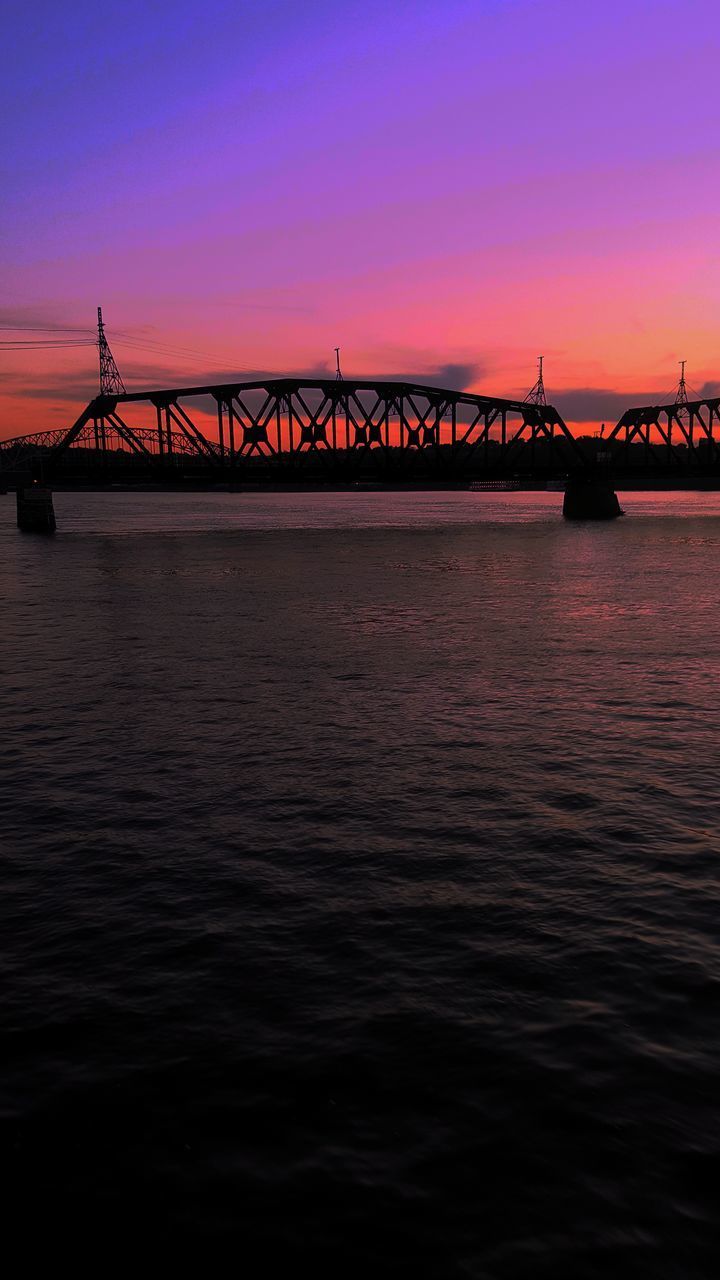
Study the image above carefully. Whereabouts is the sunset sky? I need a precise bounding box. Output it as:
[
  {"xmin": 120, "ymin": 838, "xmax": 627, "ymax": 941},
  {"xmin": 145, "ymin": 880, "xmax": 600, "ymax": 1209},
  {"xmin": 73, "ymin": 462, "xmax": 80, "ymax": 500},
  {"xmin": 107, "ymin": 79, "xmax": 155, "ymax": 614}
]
[{"xmin": 3, "ymin": 0, "xmax": 720, "ymax": 438}]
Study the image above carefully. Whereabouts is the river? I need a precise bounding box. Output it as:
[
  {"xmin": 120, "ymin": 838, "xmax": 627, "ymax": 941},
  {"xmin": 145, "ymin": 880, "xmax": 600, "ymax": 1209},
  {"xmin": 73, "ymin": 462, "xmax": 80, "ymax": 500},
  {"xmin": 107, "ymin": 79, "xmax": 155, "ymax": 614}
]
[{"xmin": 1, "ymin": 489, "xmax": 718, "ymax": 1274}]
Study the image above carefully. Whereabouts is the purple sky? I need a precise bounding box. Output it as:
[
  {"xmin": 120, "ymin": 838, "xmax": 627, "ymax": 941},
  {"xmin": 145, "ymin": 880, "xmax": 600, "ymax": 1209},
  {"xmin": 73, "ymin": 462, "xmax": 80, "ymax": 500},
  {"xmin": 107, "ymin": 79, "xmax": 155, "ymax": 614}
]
[{"xmin": 3, "ymin": 0, "xmax": 720, "ymax": 433}]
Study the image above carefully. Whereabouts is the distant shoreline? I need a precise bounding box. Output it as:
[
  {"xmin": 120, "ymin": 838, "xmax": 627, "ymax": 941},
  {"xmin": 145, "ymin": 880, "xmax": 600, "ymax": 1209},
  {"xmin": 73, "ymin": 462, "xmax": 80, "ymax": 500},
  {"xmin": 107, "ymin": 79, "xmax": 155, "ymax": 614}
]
[{"xmin": 8, "ymin": 479, "xmax": 720, "ymax": 495}]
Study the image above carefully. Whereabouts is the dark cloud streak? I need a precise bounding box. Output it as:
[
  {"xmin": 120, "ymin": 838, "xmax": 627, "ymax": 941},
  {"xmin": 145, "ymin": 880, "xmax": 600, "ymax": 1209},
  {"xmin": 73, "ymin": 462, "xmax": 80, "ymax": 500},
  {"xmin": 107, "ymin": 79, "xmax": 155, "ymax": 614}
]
[{"xmin": 551, "ymin": 387, "xmax": 664, "ymax": 424}]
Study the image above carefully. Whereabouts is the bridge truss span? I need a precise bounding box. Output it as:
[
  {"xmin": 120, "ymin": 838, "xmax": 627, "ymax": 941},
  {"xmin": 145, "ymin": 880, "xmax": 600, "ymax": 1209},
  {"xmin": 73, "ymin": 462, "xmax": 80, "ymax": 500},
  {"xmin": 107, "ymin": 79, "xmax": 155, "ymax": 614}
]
[
  {"xmin": 606, "ymin": 394, "xmax": 720, "ymax": 469},
  {"xmin": 0, "ymin": 377, "xmax": 583, "ymax": 481}
]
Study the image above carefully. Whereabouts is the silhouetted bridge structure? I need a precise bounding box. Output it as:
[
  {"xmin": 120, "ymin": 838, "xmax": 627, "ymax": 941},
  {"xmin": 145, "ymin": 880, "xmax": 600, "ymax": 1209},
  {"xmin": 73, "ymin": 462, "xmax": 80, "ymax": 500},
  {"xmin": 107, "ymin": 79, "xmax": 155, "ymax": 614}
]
[{"xmin": 4, "ymin": 377, "xmax": 720, "ymax": 485}]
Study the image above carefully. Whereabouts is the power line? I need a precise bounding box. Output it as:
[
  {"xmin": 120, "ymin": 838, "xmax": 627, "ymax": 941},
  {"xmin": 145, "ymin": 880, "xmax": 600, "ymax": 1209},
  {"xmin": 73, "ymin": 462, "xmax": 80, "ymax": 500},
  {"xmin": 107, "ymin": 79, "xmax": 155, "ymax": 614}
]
[
  {"xmin": 0, "ymin": 325, "xmax": 93, "ymax": 333},
  {"xmin": 109, "ymin": 328, "xmax": 258, "ymax": 366},
  {"xmin": 0, "ymin": 341, "xmax": 96, "ymax": 350},
  {"xmin": 0, "ymin": 312, "xmax": 320, "ymax": 385},
  {"xmin": 110, "ymin": 332, "xmax": 270, "ymax": 373},
  {"xmin": 111, "ymin": 335, "xmax": 296, "ymax": 380},
  {"xmin": 112, "ymin": 336, "xmax": 245, "ymax": 368},
  {"xmin": 0, "ymin": 338, "xmax": 95, "ymax": 344}
]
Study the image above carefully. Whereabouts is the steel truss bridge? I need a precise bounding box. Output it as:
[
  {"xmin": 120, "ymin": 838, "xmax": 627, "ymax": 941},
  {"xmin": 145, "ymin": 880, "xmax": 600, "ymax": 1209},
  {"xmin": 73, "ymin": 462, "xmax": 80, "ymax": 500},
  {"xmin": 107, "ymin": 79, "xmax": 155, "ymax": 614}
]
[
  {"xmin": 0, "ymin": 377, "xmax": 582, "ymax": 482},
  {"xmin": 606, "ymin": 395, "xmax": 720, "ymax": 468},
  {"xmin": 3, "ymin": 377, "xmax": 720, "ymax": 482}
]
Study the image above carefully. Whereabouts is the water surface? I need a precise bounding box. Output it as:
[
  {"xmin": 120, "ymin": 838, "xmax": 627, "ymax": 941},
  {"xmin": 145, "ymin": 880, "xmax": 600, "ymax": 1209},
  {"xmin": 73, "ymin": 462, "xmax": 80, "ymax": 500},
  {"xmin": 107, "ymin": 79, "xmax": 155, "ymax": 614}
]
[{"xmin": 2, "ymin": 490, "xmax": 718, "ymax": 1274}]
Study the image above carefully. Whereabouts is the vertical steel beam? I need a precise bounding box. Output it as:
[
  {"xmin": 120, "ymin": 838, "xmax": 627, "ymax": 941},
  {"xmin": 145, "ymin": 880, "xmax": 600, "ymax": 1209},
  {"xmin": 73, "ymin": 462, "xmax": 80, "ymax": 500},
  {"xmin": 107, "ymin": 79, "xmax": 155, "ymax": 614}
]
[
  {"xmin": 156, "ymin": 404, "xmax": 164, "ymax": 458},
  {"xmin": 228, "ymin": 400, "xmax": 235, "ymax": 465},
  {"xmin": 288, "ymin": 395, "xmax": 295, "ymax": 455},
  {"xmin": 276, "ymin": 395, "xmax": 283, "ymax": 456},
  {"xmin": 217, "ymin": 398, "xmax": 225, "ymax": 463}
]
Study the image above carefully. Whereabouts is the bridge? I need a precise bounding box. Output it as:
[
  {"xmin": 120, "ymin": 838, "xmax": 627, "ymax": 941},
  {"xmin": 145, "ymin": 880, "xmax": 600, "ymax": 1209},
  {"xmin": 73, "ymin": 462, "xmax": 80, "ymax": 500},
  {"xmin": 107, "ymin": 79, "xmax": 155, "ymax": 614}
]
[
  {"xmin": 0, "ymin": 376, "xmax": 585, "ymax": 485},
  {"xmin": 3, "ymin": 377, "xmax": 720, "ymax": 487},
  {"xmin": 605, "ymin": 393, "xmax": 720, "ymax": 470}
]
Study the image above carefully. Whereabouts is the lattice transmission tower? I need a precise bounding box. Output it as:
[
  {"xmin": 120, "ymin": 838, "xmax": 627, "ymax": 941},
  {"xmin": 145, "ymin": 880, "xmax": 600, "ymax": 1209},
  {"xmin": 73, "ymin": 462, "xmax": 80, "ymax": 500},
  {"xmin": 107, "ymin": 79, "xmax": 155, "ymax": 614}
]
[
  {"xmin": 524, "ymin": 355, "xmax": 546, "ymax": 406},
  {"xmin": 675, "ymin": 359, "xmax": 688, "ymax": 406},
  {"xmin": 97, "ymin": 306, "xmax": 126, "ymax": 395}
]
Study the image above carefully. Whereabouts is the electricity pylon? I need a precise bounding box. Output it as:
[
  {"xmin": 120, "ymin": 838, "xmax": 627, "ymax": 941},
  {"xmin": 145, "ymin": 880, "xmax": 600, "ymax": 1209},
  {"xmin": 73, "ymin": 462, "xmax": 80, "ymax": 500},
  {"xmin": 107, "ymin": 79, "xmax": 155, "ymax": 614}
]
[
  {"xmin": 524, "ymin": 355, "xmax": 546, "ymax": 406},
  {"xmin": 98, "ymin": 306, "xmax": 126, "ymax": 395}
]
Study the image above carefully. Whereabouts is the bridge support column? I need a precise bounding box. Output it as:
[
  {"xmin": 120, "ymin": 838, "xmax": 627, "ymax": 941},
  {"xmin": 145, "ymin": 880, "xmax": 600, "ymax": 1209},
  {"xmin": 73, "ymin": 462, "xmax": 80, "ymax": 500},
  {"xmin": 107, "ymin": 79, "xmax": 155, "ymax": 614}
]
[
  {"xmin": 563, "ymin": 472, "xmax": 622, "ymax": 520},
  {"xmin": 17, "ymin": 482, "xmax": 56, "ymax": 533}
]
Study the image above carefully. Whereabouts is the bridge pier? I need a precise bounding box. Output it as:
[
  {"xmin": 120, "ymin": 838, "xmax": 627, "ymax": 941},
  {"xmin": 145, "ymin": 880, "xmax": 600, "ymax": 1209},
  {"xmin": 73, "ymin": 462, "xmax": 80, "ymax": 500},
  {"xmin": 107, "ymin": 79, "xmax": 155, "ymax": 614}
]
[
  {"xmin": 563, "ymin": 472, "xmax": 622, "ymax": 520},
  {"xmin": 17, "ymin": 483, "xmax": 56, "ymax": 533}
]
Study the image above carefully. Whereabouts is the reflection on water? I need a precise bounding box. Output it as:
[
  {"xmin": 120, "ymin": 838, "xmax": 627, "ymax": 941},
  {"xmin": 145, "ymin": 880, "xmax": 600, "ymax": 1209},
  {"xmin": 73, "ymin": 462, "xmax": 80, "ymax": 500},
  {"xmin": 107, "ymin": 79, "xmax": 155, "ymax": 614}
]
[
  {"xmin": 1, "ymin": 489, "xmax": 719, "ymax": 1272},
  {"xmin": 37, "ymin": 485, "xmax": 720, "ymax": 533}
]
